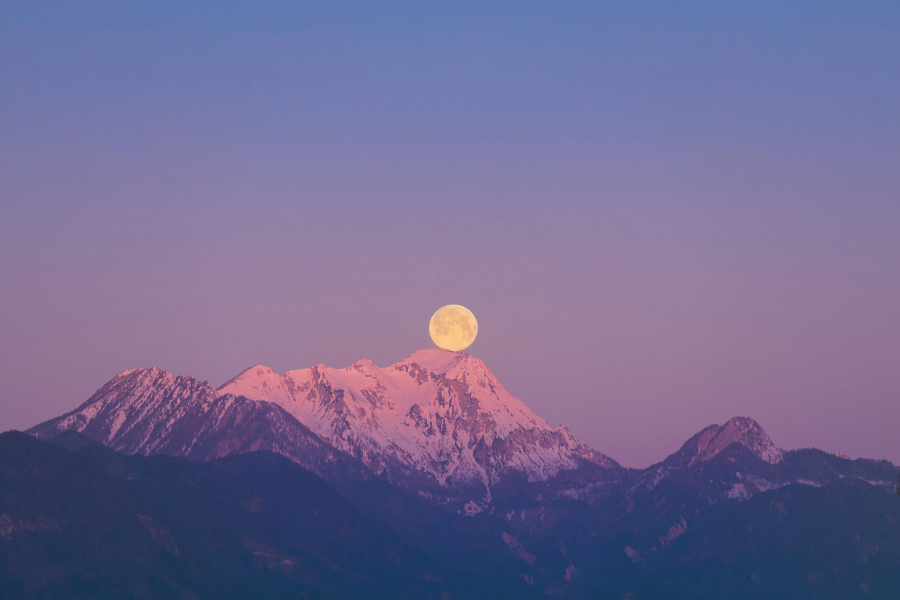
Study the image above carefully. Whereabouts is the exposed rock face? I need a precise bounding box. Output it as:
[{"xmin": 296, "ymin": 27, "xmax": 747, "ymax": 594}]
[
  {"xmin": 662, "ymin": 416, "xmax": 784, "ymax": 470},
  {"xmin": 30, "ymin": 350, "xmax": 618, "ymax": 506},
  {"xmin": 633, "ymin": 417, "xmax": 784, "ymax": 494},
  {"xmin": 28, "ymin": 368, "xmax": 368, "ymax": 483}
]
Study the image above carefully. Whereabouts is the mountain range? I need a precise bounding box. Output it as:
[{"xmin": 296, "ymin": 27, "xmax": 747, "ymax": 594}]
[
  {"xmin": 30, "ymin": 349, "xmax": 618, "ymax": 512},
  {"xmin": 14, "ymin": 349, "xmax": 900, "ymax": 599}
]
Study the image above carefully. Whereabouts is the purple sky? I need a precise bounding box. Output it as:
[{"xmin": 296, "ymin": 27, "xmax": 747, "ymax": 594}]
[{"xmin": 2, "ymin": 2, "xmax": 899, "ymax": 467}]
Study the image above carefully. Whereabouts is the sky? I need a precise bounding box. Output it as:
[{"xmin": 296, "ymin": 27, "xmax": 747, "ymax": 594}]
[{"xmin": 1, "ymin": 1, "xmax": 899, "ymax": 468}]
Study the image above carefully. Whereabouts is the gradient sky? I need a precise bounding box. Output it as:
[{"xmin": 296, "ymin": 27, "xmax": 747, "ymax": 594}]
[{"xmin": 2, "ymin": 1, "xmax": 899, "ymax": 467}]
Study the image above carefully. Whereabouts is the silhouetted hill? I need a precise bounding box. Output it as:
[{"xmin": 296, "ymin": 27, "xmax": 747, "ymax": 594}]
[
  {"xmin": 493, "ymin": 442, "xmax": 900, "ymax": 599},
  {"xmin": 0, "ymin": 431, "xmax": 534, "ymax": 600},
  {"xmin": 621, "ymin": 478, "xmax": 900, "ymax": 599}
]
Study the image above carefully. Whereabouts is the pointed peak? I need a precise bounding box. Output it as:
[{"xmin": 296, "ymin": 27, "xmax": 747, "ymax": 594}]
[
  {"xmin": 719, "ymin": 416, "xmax": 768, "ymax": 437},
  {"xmin": 245, "ymin": 364, "xmax": 280, "ymax": 377},
  {"xmin": 349, "ymin": 357, "xmax": 377, "ymax": 370},
  {"xmin": 394, "ymin": 348, "xmax": 467, "ymax": 374},
  {"xmin": 391, "ymin": 349, "xmax": 499, "ymax": 385},
  {"xmin": 115, "ymin": 366, "xmax": 163, "ymax": 378},
  {"xmin": 110, "ymin": 367, "xmax": 214, "ymax": 388},
  {"xmin": 722, "ymin": 415, "xmax": 762, "ymax": 428},
  {"xmin": 109, "ymin": 367, "xmax": 176, "ymax": 386},
  {"xmin": 664, "ymin": 416, "xmax": 783, "ymax": 468},
  {"xmin": 716, "ymin": 416, "xmax": 783, "ymax": 464},
  {"xmin": 218, "ymin": 364, "xmax": 280, "ymax": 389},
  {"xmin": 217, "ymin": 364, "xmax": 291, "ymax": 404}
]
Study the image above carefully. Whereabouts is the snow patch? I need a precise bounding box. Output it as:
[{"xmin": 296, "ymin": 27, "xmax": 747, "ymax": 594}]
[{"xmin": 727, "ymin": 483, "xmax": 750, "ymax": 500}]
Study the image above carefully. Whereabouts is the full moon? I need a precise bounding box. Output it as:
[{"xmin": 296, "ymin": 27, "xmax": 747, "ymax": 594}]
[{"xmin": 429, "ymin": 305, "xmax": 478, "ymax": 352}]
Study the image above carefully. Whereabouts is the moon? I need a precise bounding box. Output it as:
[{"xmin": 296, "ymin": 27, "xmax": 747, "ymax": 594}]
[{"xmin": 429, "ymin": 305, "xmax": 478, "ymax": 352}]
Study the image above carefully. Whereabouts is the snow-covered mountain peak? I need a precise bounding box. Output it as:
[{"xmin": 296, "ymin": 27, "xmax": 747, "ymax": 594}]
[
  {"xmin": 104, "ymin": 367, "xmax": 186, "ymax": 397},
  {"xmin": 32, "ymin": 352, "xmax": 620, "ymax": 506},
  {"xmin": 351, "ymin": 357, "xmax": 377, "ymax": 369},
  {"xmin": 215, "ymin": 350, "xmax": 616, "ymax": 499},
  {"xmin": 30, "ymin": 367, "xmax": 220, "ymax": 451},
  {"xmin": 218, "ymin": 365, "xmax": 291, "ymax": 404},
  {"xmin": 393, "ymin": 348, "xmax": 469, "ymax": 375},
  {"xmin": 113, "ymin": 366, "xmax": 168, "ymax": 382},
  {"xmin": 393, "ymin": 349, "xmax": 500, "ymax": 383}
]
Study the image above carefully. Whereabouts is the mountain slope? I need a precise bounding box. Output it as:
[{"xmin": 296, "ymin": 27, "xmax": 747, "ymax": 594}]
[
  {"xmin": 482, "ymin": 418, "xmax": 899, "ymax": 596},
  {"xmin": 618, "ymin": 478, "xmax": 900, "ymax": 600},
  {"xmin": 1, "ymin": 431, "xmax": 535, "ymax": 600},
  {"xmin": 0, "ymin": 431, "xmax": 322, "ymax": 600}
]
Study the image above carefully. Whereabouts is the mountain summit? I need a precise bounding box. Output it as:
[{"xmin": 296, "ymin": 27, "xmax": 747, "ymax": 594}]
[
  {"xmin": 661, "ymin": 416, "xmax": 784, "ymax": 470},
  {"xmin": 218, "ymin": 349, "xmax": 617, "ymax": 506},
  {"xmin": 31, "ymin": 350, "xmax": 617, "ymax": 508}
]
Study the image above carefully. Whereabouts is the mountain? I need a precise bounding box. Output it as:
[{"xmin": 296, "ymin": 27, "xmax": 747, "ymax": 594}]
[
  {"xmin": 479, "ymin": 418, "xmax": 898, "ymax": 596},
  {"xmin": 24, "ymin": 352, "xmax": 900, "ymax": 597},
  {"xmin": 567, "ymin": 474, "xmax": 900, "ymax": 600},
  {"xmin": 632, "ymin": 416, "xmax": 784, "ymax": 494},
  {"xmin": 29, "ymin": 357, "xmax": 897, "ymax": 522},
  {"xmin": 8, "ymin": 427, "xmax": 898, "ymax": 599},
  {"xmin": 32, "ymin": 350, "xmax": 619, "ymax": 510},
  {"xmin": 28, "ymin": 367, "xmax": 371, "ymax": 484},
  {"xmin": 658, "ymin": 416, "xmax": 783, "ymax": 470},
  {"xmin": 635, "ymin": 417, "xmax": 895, "ymax": 502},
  {"xmin": 0, "ymin": 430, "xmax": 534, "ymax": 600}
]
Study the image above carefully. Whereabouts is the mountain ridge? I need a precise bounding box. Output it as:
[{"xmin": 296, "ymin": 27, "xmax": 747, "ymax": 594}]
[
  {"xmin": 29, "ymin": 350, "xmax": 893, "ymax": 514},
  {"xmin": 19, "ymin": 352, "xmax": 900, "ymax": 598},
  {"xmin": 30, "ymin": 350, "xmax": 619, "ymax": 510},
  {"xmin": 1, "ymin": 430, "xmax": 533, "ymax": 600}
]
